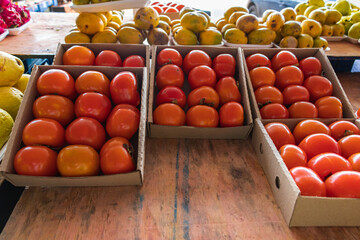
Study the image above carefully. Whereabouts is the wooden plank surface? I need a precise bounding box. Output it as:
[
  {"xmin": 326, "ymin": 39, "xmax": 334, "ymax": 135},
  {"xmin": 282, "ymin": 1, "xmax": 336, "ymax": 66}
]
[
  {"xmin": 1, "ymin": 73, "xmax": 360, "ymax": 239},
  {"xmin": 327, "ymin": 41, "xmax": 360, "ymax": 58}
]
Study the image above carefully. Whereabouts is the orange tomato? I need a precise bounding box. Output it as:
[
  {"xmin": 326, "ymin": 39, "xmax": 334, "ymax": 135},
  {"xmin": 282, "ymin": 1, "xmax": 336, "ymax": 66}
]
[
  {"xmin": 156, "ymin": 64, "xmax": 184, "ymax": 90},
  {"xmin": 338, "ymin": 135, "xmax": 360, "ymax": 158},
  {"xmin": 315, "ymin": 96, "xmax": 343, "ymax": 118},
  {"xmin": 219, "ymin": 102, "xmax": 244, "ymax": 127},
  {"xmin": 188, "ymin": 65, "xmax": 217, "ymax": 90},
  {"xmin": 293, "ymin": 119, "xmax": 331, "ymax": 144},
  {"xmin": 264, "ymin": 122, "xmax": 295, "ymax": 149},
  {"xmin": 290, "ymin": 166, "xmax": 326, "ymax": 197},
  {"xmin": 183, "ymin": 50, "xmax": 212, "ymax": 74},
  {"xmin": 75, "ymin": 70, "xmax": 110, "ymax": 97},
  {"xmin": 249, "ymin": 66, "xmax": 276, "ymax": 90},
  {"xmin": 187, "ymin": 86, "xmax": 219, "ymax": 109},
  {"xmin": 348, "ymin": 153, "xmax": 360, "ymax": 172},
  {"xmin": 329, "ymin": 120, "xmax": 360, "ymax": 141},
  {"xmin": 106, "ymin": 107, "xmax": 140, "ymax": 139},
  {"xmin": 186, "ymin": 105, "xmax": 219, "ymax": 128},
  {"xmin": 254, "ymin": 86, "xmax": 283, "ymax": 106},
  {"xmin": 288, "ymin": 101, "xmax": 318, "ymax": 118},
  {"xmin": 282, "ymin": 85, "xmax": 310, "ymax": 105},
  {"xmin": 303, "ymin": 75, "xmax": 333, "ymax": 102},
  {"xmin": 100, "ymin": 137, "xmax": 131, "ymax": 157},
  {"xmin": 215, "ymin": 76, "xmax": 241, "ymax": 105},
  {"xmin": 153, "ymin": 103, "xmax": 186, "ymax": 126},
  {"xmin": 62, "ymin": 45, "xmax": 95, "ymax": 66},
  {"xmin": 246, "ymin": 53, "xmax": 271, "ymax": 71},
  {"xmin": 279, "ymin": 144, "xmax": 307, "ymax": 170},
  {"xmin": 275, "ymin": 65, "xmax": 304, "ymax": 90},
  {"xmin": 260, "ymin": 103, "xmax": 289, "ymax": 119}
]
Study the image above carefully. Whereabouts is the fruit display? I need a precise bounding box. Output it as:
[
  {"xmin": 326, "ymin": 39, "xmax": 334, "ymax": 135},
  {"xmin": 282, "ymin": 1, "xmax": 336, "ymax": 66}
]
[
  {"xmin": 150, "ymin": 1, "xmax": 185, "ymax": 16},
  {"xmin": 0, "ymin": 0, "xmax": 31, "ymax": 34},
  {"xmin": 265, "ymin": 119, "xmax": 360, "ymax": 198}
]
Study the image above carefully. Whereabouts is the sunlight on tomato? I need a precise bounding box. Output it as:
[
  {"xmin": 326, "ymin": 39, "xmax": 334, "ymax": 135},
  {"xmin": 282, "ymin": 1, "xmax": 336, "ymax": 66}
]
[
  {"xmin": 290, "ymin": 166, "xmax": 326, "ymax": 197},
  {"xmin": 279, "ymin": 144, "xmax": 307, "ymax": 170},
  {"xmin": 264, "ymin": 122, "xmax": 295, "ymax": 149},
  {"xmin": 325, "ymin": 171, "xmax": 360, "ymax": 198}
]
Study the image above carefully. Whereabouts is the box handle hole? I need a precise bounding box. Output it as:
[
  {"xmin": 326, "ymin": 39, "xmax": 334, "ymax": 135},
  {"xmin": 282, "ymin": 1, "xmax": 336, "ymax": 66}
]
[
  {"xmin": 275, "ymin": 176, "xmax": 280, "ymax": 189},
  {"xmin": 259, "ymin": 143, "xmax": 263, "ymax": 154}
]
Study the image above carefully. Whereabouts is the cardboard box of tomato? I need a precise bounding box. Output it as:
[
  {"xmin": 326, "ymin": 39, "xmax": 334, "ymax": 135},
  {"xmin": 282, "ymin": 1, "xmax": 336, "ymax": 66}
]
[
  {"xmin": 147, "ymin": 45, "xmax": 253, "ymax": 139},
  {"xmin": 0, "ymin": 65, "xmax": 148, "ymax": 187},
  {"xmin": 252, "ymin": 118, "xmax": 360, "ymax": 226}
]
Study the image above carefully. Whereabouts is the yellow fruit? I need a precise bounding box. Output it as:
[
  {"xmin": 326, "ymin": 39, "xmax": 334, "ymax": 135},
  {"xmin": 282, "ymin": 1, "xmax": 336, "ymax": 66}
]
[
  {"xmin": 199, "ymin": 28, "xmax": 222, "ymax": 45},
  {"xmin": 224, "ymin": 28, "xmax": 247, "ymax": 44},
  {"xmin": 76, "ymin": 13, "xmax": 105, "ymax": 35},
  {"xmin": 221, "ymin": 23, "xmax": 236, "ymax": 35},
  {"xmin": 69, "ymin": 26, "xmax": 79, "ymax": 32},
  {"xmin": 248, "ymin": 28, "xmax": 276, "ymax": 44},
  {"xmin": 179, "ymin": 7, "xmax": 195, "ymax": 19},
  {"xmin": 296, "ymin": 15, "xmax": 307, "ymax": 22},
  {"xmin": 0, "ymin": 51, "xmax": 24, "ymax": 87},
  {"xmin": 92, "ymin": 30, "xmax": 117, "ymax": 43},
  {"xmin": 281, "ymin": 20, "xmax": 302, "ymax": 37},
  {"xmin": 198, "ymin": 11, "xmax": 211, "ymax": 24},
  {"xmin": 216, "ymin": 18, "xmax": 228, "ymax": 31},
  {"xmin": 332, "ymin": 23, "xmax": 345, "ymax": 36},
  {"xmin": 297, "ymin": 33, "xmax": 314, "ymax": 48},
  {"xmin": 279, "ymin": 36, "xmax": 298, "ymax": 48},
  {"xmin": 148, "ymin": 28, "xmax": 169, "ymax": 45},
  {"xmin": 351, "ymin": 12, "xmax": 360, "ymax": 23},
  {"xmin": 116, "ymin": 26, "xmax": 144, "ymax": 44},
  {"xmin": 105, "ymin": 27, "xmax": 117, "ymax": 35},
  {"xmin": 274, "ymin": 30, "xmax": 282, "ymax": 44},
  {"xmin": 208, "ymin": 22, "xmax": 216, "ymax": 28},
  {"xmin": 0, "ymin": 108, "xmax": 13, "ymax": 149},
  {"xmin": 313, "ymin": 36, "xmax": 328, "ymax": 49},
  {"xmin": 159, "ymin": 15, "xmax": 171, "ymax": 25},
  {"xmin": 180, "ymin": 11, "xmax": 208, "ymax": 33},
  {"xmin": 266, "ymin": 12, "xmax": 285, "ymax": 31},
  {"xmin": 174, "ymin": 28, "xmax": 198, "ymax": 45},
  {"xmin": 295, "ymin": 3, "xmax": 309, "ymax": 15},
  {"xmin": 95, "ymin": 13, "xmax": 108, "ymax": 26},
  {"xmin": 321, "ymin": 24, "xmax": 333, "ymax": 36},
  {"xmin": 0, "ymin": 87, "xmax": 23, "ymax": 120},
  {"xmin": 236, "ymin": 14, "xmax": 259, "ymax": 34},
  {"xmin": 228, "ymin": 11, "xmax": 246, "ymax": 25},
  {"xmin": 262, "ymin": 10, "xmax": 276, "ymax": 22},
  {"xmin": 64, "ymin": 30, "xmax": 91, "ymax": 44},
  {"xmin": 224, "ymin": 6, "xmax": 248, "ymax": 21},
  {"xmin": 102, "ymin": 11, "xmax": 112, "ymax": 22},
  {"xmin": 325, "ymin": 9, "xmax": 342, "ymax": 25},
  {"xmin": 304, "ymin": 5, "xmax": 320, "ymax": 17},
  {"xmin": 72, "ymin": 0, "xmax": 90, "ymax": 5},
  {"xmin": 308, "ymin": 9, "xmax": 326, "ymax": 25},
  {"xmin": 331, "ymin": 0, "xmax": 352, "ymax": 16},
  {"xmin": 134, "ymin": 7, "xmax": 159, "ymax": 30},
  {"xmin": 309, "ymin": 0, "xmax": 325, "ymax": 7},
  {"xmin": 107, "ymin": 21, "xmax": 121, "ymax": 31},
  {"xmin": 171, "ymin": 19, "xmax": 181, "ymax": 26},
  {"xmin": 157, "ymin": 20, "xmax": 171, "ymax": 35},
  {"xmin": 13, "ymin": 74, "xmax": 30, "ymax": 93},
  {"xmin": 280, "ymin": 8, "xmax": 296, "ymax": 22},
  {"xmin": 348, "ymin": 22, "xmax": 360, "ymax": 39},
  {"xmin": 301, "ymin": 19, "xmax": 322, "ymax": 38},
  {"xmin": 172, "ymin": 23, "xmax": 181, "ymax": 30},
  {"xmin": 111, "ymin": 14, "xmax": 123, "ymax": 25}
]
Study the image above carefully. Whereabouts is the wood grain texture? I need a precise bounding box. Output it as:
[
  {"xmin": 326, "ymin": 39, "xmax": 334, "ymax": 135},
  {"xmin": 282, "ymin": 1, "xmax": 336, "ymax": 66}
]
[{"xmin": 327, "ymin": 41, "xmax": 360, "ymax": 58}]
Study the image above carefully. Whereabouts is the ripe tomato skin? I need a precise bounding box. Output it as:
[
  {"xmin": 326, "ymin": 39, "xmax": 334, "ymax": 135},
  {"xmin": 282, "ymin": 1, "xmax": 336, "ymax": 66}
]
[
  {"xmin": 75, "ymin": 70, "xmax": 110, "ymax": 97},
  {"xmin": 186, "ymin": 105, "xmax": 219, "ymax": 128},
  {"xmin": 288, "ymin": 101, "xmax": 318, "ymax": 118},
  {"xmin": 348, "ymin": 153, "xmax": 360, "ymax": 171},
  {"xmin": 289, "ymin": 167, "xmax": 326, "ymax": 197},
  {"xmin": 212, "ymin": 53, "xmax": 236, "ymax": 79},
  {"xmin": 329, "ymin": 120, "xmax": 360, "ymax": 141},
  {"xmin": 176, "ymin": 4, "xmax": 185, "ymax": 11},
  {"xmin": 33, "ymin": 95, "xmax": 75, "ymax": 126},
  {"xmin": 293, "ymin": 119, "xmax": 331, "ymax": 144},
  {"xmin": 57, "ymin": 145, "xmax": 100, "ymax": 177},
  {"xmin": 157, "ymin": 48, "xmax": 183, "ymax": 67},
  {"xmin": 298, "ymin": 133, "xmax": 341, "ymax": 160},
  {"xmin": 299, "ymin": 57, "xmax": 322, "ymax": 78},
  {"xmin": 249, "ymin": 66, "xmax": 276, "ymax": 90},
  {"xmin": 22, "ymin": 118, "xmax": 65, "ymax": 148},
  {"xmin": 153, "ymin": 103, "xmax": 186, "ymax": 126},
  {"xmin": 271, "ymin": 51, "xmax": 299, "ymax": 72},
  {"xmin": 156, "ymin": 64, "xmax": 184, "ymax": 90},
  {"xmin": 65, "ymin": 117, "xmax": 106, "ymax": 151},
  {"xmin": 62, "ymin": 45, "xmax": 95, "ymax": 66},
  {"xmin": 122, "ymin": 55, "xmax": 145, "ymax": 67},
  {"xmin": 279, "ymin": 144, "xmax": 307, "ymax": 170},
  {"xmin": 110, "ymin": 71, "xmax": 140, "ymax": 106},
  {"xmin": 188, "ymin": 65, "xmax": 217, "ymax": 89},
  {"xmin": 315, "ymin": 96, "xmax": 343, "ymax": 118},
  {"xmin": 100, "ymin": 137, "xmax": 130, "ymax": 157},
  {"xmin": 255, "ymin": 86, "xmax": 283, "ymax": 106},
  {"xmin": 100, "ymin": 140, "xmax": 135, "ymax": 174},
  {"xmin": 325, "ymin": 171, "xmax": 360, "ymax": 198},
  {"xmin": 308, "ymin": 153, "xmax": 352, "ymax": 180},
  {"xmin": 156, "ymin": 86, "xmax": 186, "ymax": 108},
  {"xmin": 275, "ymin": 65, "xmax": 304, "ymax": 90},
  {"xmin": 219, "ymin": 102, "xmax": 244, "ymax": 127},
  {"xmin": 95, "ymin": 50, "xmax": 122, "ymax": 67},
  {"xmin": 357, "ymin": 108, "xmax": 360, "ymax": 119},
  {"xmin": 245, "ymin": 53, "xmax": 271, "ymax": 71},
  {"xmin": 303, "ymin": 76, "xmax": 333, "ymax": 102},
  {"xmin": 74, "ymin": 92, "xmax": 112, "ymax": 123},
  {"xmin": 14, "ymin": 146, "xmax": 58, "ymax": 176},
  {"xmin": 215, "ymin": 76, "xmax": 241, "ymax": 105},
  {"xmin": 282, "ymin": 85, "xmax": 310, "ymax": 105},
  {"xmin": 37, "ymin": 69, "xmax": 76, "ymax": 100},
  {"xmin": 260, "ymin": 103, "xmax": 289, "ymax": 119},
  {"xmin": 183, "ymin": 50, "xmax": 212, "ymax": 74},
  {"xmin": 338, "ymin": 135, "xmax": 360, "ymax": 159},
  {"xmin": 187, "ymin": 86, "xmax": 219, "ymax": 109},
  {"xmin": 106, "ymin": 107, "xmax": 140, "ymax": 139},
  {"xmin": 264, "ymin": 122, "xmax": 295, "ymax": 149},
  {"xmin": 113, "ymin": 103, "xmax": 140, "ymax": 116}
]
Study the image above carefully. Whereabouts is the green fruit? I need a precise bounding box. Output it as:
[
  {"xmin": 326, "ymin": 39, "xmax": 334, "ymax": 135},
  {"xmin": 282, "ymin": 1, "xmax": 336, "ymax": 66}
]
[
  {"xmin": 331, "ymin": 0, "xmax": 352, "ymax": 16},
  {"xmin": 348, "ymin": 22, "xmax": 360, "ymax": 39},
  {"xmin": 0, "ymin": 87, "xmax": 23, "ymax": 120},
  {"xmin": 0, "ymin": 51, "xmax": 24, "ymax": 87},
  {"xmin": 281, "ymin": 20, "xmax": 302, "ymax": 37},
  {"xmin": 350, "ymin": 12, "xmax": 360, "ymax": 23},
  {"xmin": 308, "ymin": 0, "xmax": 325, "ymax": 7},
  {"xmin": 248, "ymin": 28, "xmax": 276, "ymax": 45}
]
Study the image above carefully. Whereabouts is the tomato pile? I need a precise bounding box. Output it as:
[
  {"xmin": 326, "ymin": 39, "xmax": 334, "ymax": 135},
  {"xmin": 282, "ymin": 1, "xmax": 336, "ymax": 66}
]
[
  {"xmin": 150, "ymin": 1, "xmax": 185, "ymax": 15},
  {"xmin": 153, "ymin": 48, "xmax": 244, "ymax": 128},
  {"xmin": 265, "ymin": 119, "xmax": 360, "ymax": 198},
  {"xmin": 14, "ymin": 68, "xmax": 141, "ymax": 177},
  {"xmin": 246, "ymin": 50, "xmax": 343, "ymax": 119},
  {"xmin": 62, "ymin": 45, "xmax": 145, "ymax": 67}
]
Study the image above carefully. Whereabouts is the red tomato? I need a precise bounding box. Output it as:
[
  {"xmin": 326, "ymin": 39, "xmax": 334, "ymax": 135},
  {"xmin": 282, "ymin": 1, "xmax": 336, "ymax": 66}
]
[
  {"xmin": 325, "ymin": 171, "xmax": 360, "ymax": 198},
  {"xmin": 74, "ymin": 92, "xmax": 112, "ymax": 123},
  {"xmin": 175, "ymin": 4, "xmax": 185, "ymax": 11},
  {"xmin": 186, "ymin": 105, "xmax": 219, "ymax": 128},
  {"xmin": 153, "ymin": 103, "xmax": 186, "ymax": 126},
  {"xmin": 57, "ymin": 145, "xmax": 100, "ymax": 177},
  {"xmin": 357, "ymin": 108, "xmax": 360, "ymax": 119},
  {"xmin": 271, "ymin": 51, "xmax": 299, "ymax": 72},
  {"xmin": 22, "ymin": 118, "xmax": 65, "ymax": 147},
  {"xmin": 264, "ymin": 122, "xmax": 295, "ymax": 149},
  {"xmin": 122, "ymin": 55, "xmax": 145, "ymax": 67},
  {"xmin": 292, "ymin": 119, "xmax": 331, "ymax": 144},
  {"xmin": 95, "ymin": 50, "xmax": 122, "ymax": 67},
  {"xmin": 279, "ymin": 144, "xmax": 307, "ymax": 170},
  {"xmin": 157, "ymin": 48, "xmax": 183, "ymax": 67},
  {"xmin": 289, "ymin": 167, "xmax": 326, "ymax": 197},
  {"xmin": 14, "ymin": 146, "xmax": 58, "ymax": 176},
  {"xmin": 219, "ymin": 102, "xmax": 244, "ymax": 127},
  {"xmin": 249, "ymin": 66, "xmax": 276, "ymax": 90},
  {"xmin": 156, "ymin": 64, "xmax": 184, "ymax": 90},
  {"xmin": 303, "ymin": 76, "xmax": 333, "ymax": 102},
  {"xmin": 110, "ymin": 71, "xmax": 140, "ymax": 106},
  {"xmin": 245, "ymin": 53, "xmax": 271, "ymax": 71},
  {"xmin": 338, "ymin": 134, "xmax": 360, "ymax": 158},
  {"xmin": 299, "ymin": 57, "xmax": 322, "ymax": 78},
  {"xmin": 308, "ymin": 153, "xmax": 352, "ymax": 180},
  {"xmin": 62, "ymin": 45, "xmax": 95, "ymax": 66},
  {"xmin": 282, "ymin": 85, "xmax": 310, "ymax": 105},
  {"xmin": 65, "ymin": 117, "xmax": 106, "ymax": 151},
  {"xmin": 100, "ymin": 137, "xmax": 130, "ymax": 156},
  {"xmin": 188, "ymin": 65, "xmax": 217, "ymax": 89},
  {"xmin": 156, "ymin": 86, "xmax": 186, "ymax": 108},
  {"xmin": 187, "ymin": 86, "xmax": 219, "ymax": 109},
  {"xmin": 254, "ymin": 86, "xmax": 283, "ymax": 106},
  {"xmin": 212, "ymin": 53, "xmax": 236, "ymax": 79},
  {"xmin": 275, "ymin": 65, "xmax": 304, "ymax": 90},
  {"xmin": 215, "ymin": 76, "xmax": 241, "ymax": 105},
  {"xmin": 165, "ymin": 7, "xmax": 178, "ymax": 13},
  {"xmin": 298, "ymin": 133, "xmax": 341, "ymax": 160},
  {"xmin": 152, "ymin": 5, "xmax": 163, "ymax": 14},
  {"xmin": 37, "ymin": 69, "xmax": 76, "ymax": 100},
  {"xmin": 112, "ymin": 104, "xmax": 140, "ymax": 116},
  {"xmin": 260, "ymin": 103, "xmax": 289, "ymax": 119},
  {"xmin": 329, "ymin": 120, "xmax": 360, "ymax": 141},
  {"xmin": 288, "ymin": 101, "xmax": 318, "ymax": 118},
  {"xmin": 348, "ymin": 153, "xmax": 360, "ymax": 171},
  {"xmin": 315, "ymin": 96, "xmax": 343, "ymax": 118},
  {"xmin": 75, "ymin": 70, "xmax": 110, "ymax": 97},
  {"xmin": 106, "ymin": 107, "xmax": 140, "ymax": 139},
  {"xmin": 32, "ymin": 95, "xmax": 74, "ymax": 126},
  {"xmin": 183, "ymin": 50, "xmax": 212, "ymax": 74}
]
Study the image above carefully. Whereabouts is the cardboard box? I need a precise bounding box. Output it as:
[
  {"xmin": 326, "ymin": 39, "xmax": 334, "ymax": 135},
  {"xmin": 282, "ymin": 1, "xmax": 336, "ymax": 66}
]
[
  {"xmin": 0, "ymin": 65, "xmax": 148, "ymax": 187},
  {"xmin": 252, "ymin": 118, "xmax": 360, "ymax": 226},
  {"xmin": 148, "ymin": 45, "xmax": 253, "ymax": 139},
  {"xmin": 242, "ymin": 48, "xmax": 357, "ymax": 124}
]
